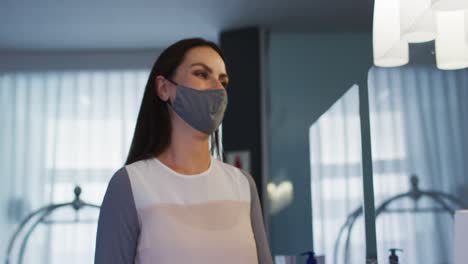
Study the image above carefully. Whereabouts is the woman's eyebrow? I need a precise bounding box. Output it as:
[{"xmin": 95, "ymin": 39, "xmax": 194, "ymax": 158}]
[{"xmin": 190, "ymin": 63, "xmax": 229, "ymax": 79}]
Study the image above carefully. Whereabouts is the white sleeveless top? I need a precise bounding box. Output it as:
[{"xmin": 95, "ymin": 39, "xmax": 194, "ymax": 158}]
[{"xmin": 125, "ymin": 157, "xmax": 258, "ymax": 264}]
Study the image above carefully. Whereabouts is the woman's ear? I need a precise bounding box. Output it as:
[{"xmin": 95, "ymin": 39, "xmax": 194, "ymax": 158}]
[{"xmin": 155, "ymin": 75, "xmax": 170, "ymax": 102}]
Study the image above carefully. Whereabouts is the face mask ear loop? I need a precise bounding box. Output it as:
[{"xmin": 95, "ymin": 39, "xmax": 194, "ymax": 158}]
[
  {"xmin": 165, "ymin": 78, "xmax": 178, "ymax": 106},
  {"xmin": 166, "ymin": 78, "xmax": 178, "ymax": 86}
]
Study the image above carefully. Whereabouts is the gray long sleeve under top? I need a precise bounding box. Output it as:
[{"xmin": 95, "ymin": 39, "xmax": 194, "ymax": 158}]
[{"xmin": 95, "ymin": 156, "xmax": 273, "ymax": 264}]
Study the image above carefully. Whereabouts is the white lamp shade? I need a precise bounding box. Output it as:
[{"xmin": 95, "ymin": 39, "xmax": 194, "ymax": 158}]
[
  {"xmin": 401, "ymin": 0, "xmax": 436, "ymax": 43},
  {"xmin": 435, "ymin": 10, "xmax": 468, "ymax": 70},
  {"xmin": 432, "ymin": 0, "xmax": 468, "ymax": 11},
  {"xmin": 373, "ymin": 0, "xmax": 409, "ymax": 67},
  {"xmin": 466, "ymin": 8, "xmax": 468, "ymax": 45}
]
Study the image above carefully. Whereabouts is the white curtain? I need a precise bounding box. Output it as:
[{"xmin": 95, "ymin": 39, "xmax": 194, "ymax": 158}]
[
  {"xmin": 310, "ymin": 67, "xmax": 468, "ymax": 263},
  {"xmin": 310, "ymin": 84, "xmax": 366, "ymax": 264},
  {"xmin": 0, "ymin": 70, "xmax": 148, "ymax": 263},
  {"xmin": 368, "ymin": 66, "xmax": 468, "ymax": 264}
]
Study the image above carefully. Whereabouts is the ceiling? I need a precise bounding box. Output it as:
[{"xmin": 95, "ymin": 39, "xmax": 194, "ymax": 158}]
[{"xmin": 0, "ymin": 0, "xmax": 373, "ymax": 50}]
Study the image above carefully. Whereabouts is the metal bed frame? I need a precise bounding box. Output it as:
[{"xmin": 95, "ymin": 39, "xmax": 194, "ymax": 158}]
[
  {"xmin": 5, "ymin": 186, "xmax": 100, "ymax": 264},
  {"xmin": 333, "ymin": 174, "xmax": 467, "ymax": 264}
]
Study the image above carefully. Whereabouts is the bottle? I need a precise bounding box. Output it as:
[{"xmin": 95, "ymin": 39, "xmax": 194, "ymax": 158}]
[
  {"xmin": 388, "ymin": 249, "xmax": 403, "ymax": 264},
  {"xmin": 301, "ymin": 251, "xmax": 317, "ymax": 264}
]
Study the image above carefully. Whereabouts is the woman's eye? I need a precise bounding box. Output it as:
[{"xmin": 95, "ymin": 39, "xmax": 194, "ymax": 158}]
[{"xmin": 194, "ymin": 71, "xmax": 208, "ymax": 79}]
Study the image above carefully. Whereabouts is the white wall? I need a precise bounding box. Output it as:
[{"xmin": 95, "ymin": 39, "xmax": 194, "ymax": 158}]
[
  {"xmin": 266, "ymin": 32, "xmax": 373, "ymax": 258},
  {"xmin": 0, "ymin": 49, "xmax": 162, "ymax": 72}
]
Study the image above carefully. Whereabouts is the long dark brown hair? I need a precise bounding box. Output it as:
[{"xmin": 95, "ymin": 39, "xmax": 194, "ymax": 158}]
[{"xmin": 125, "ymin": 38, "xmax": 226, "ymax": 165}]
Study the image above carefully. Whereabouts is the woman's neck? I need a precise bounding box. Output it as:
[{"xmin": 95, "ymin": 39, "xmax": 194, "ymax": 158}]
[{"xmin": 157, "ymin": 120, "xmax": 212, "ymax": 175}]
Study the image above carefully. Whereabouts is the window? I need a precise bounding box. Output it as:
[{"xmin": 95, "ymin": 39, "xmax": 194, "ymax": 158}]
[{"xmin": 1, "ymin": 70, "xmax": 148, "ymax": 263}]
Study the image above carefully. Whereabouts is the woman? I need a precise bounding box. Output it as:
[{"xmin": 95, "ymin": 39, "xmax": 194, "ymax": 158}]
[{"xmin": 95, "ymin": 38, "xmax": 273, "ymax": 264}]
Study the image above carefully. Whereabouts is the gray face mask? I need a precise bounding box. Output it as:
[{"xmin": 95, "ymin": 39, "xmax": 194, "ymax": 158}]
[{"xmin": 166, "ymin": 79, "xmax": 228, "ymax": 134}]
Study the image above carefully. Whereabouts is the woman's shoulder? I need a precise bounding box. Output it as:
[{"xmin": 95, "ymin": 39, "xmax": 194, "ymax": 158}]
[
  {"xmin": 104, "ymin": 167, "xmax": 134, "ymax": 200},
  {"xmin": 108, "ymin": 167, "xmax": 130, "ymax": 184},
  {"xmin": 214, "ymin": 159, "xmax": 256, "ymax": 188},
  {"xmin": 123, "ymin": 157, "xmax": 153, "ymax": 171},
  {"xmin": 213, "ymin": 158, "xmax": 244, "ymax": 176},
  {"xmin": 122, "ymin": 158, "xmax": 160, "ymax": 180},
  {"xmin": 106, "ymin": 159, "xmax": 157, "ymax": 196}
]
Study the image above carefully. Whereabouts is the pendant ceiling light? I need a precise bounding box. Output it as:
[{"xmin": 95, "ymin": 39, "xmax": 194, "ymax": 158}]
[
  {"xmin": 373, "ymin": 0, "xmax": 409, "ymax": 67},
  {"xmin": 432, "ymin": 0, "xmax": 468, "ymax": 11},
  {"xmin": 373, "ymin": 0, "xmax": 468, "ymax": 70},
  {"xmin": 401, "ymin": 0, "xmax": 436, "ymax": 43},
  {"xmin": 435, "ymin": 10, "xmax": 468, "ymax": 70}
]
